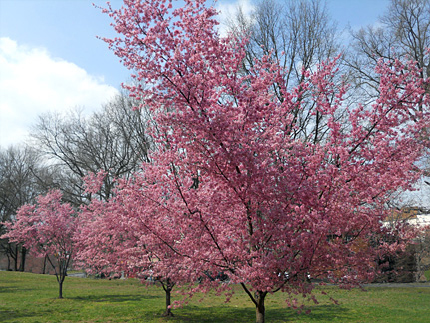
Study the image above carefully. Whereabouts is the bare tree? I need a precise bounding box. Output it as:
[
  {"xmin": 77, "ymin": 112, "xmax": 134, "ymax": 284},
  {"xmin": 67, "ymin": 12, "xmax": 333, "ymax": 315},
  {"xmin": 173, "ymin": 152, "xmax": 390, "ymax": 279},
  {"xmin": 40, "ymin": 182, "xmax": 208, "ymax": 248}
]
[
  {"xmin": 31, "ymin": 92, "xmax": 152, "ymax": 205},
  {"xmin": 0, "ymin": 146, "xmax": 56, "ymax": 271},
  {"xmin": 227, "ymin": 0, "xmax": 345, "ymax": 144},
  {"xmin": 384, "ymin": 0, "xmax": 430, "ymax": 81},
  {"xmin": 229, "ymin": 0, "xmax": 338, "ymax": 84},
  {"xmin": 344, "ymin": 0, "xmax": 429, "ymax": 102}
]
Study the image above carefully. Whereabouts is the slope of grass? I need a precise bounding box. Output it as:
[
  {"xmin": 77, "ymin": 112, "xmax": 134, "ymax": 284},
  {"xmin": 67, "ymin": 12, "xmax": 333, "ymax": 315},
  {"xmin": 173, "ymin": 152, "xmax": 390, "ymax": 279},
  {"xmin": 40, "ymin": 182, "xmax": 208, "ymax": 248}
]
[{"xmin": 1, "ymin": 271, "xmax": 429, "ymax": 322}]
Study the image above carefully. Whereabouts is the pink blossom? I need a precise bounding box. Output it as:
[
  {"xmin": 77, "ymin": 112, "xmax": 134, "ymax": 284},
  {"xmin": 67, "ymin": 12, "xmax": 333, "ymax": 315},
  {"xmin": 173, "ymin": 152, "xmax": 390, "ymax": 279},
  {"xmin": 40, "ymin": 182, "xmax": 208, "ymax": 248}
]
[{"xmin": 87, "ymin": 0, "xmax": 430, "ymax": 321}]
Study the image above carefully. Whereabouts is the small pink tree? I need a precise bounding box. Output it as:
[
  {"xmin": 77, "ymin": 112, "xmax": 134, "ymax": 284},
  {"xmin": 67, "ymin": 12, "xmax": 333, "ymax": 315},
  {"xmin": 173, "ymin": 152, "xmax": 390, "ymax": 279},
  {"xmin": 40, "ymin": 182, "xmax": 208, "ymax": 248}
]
[
  {"xmin": 1, "ymin": 191, "xmax": 77, "ymax": 299},
  {"xmin": 98, "ymin": 1, "xmax": 429, "ymax": 322},
  {"xmin": 75, "ymin": 174, "xmax": 182, "ymax": 316}
]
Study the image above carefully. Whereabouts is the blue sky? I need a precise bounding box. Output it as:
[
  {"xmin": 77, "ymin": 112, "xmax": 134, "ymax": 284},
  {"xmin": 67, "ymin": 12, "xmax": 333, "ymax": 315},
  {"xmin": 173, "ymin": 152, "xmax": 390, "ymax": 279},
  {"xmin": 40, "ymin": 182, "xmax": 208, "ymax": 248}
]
[{"xmin": 0, "ymin": 0, "xmax": 390, "ymax": 148}]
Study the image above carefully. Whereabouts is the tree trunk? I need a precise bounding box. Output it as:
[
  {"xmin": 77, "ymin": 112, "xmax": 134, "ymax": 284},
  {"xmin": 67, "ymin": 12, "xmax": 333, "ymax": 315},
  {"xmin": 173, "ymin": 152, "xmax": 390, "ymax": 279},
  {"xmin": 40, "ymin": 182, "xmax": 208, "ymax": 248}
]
[
  {"xmin": 159, "ymin": 278, "xmax": 174, "ymax": 317},
  {"xmin": 19, "ymin": 247, "xmax": 26, "ymax": 272},
  {"xmin": 58, "ymin": 280, "xmax": 63, "ymax": 299},
  {"xmin": 6, "ymin": 254, "xmax": 11, "ymax": 271},
  {"xmin": 13, "ymin": 245, "xmax": 18, "ymax": 271},
  {"xmin": 42, "ymin": 255, "xmax": 47, "ymax": 274},
  {"xmin": 163, "ymin": 287, "xmax": 174, "ymax": 317},
  {"xmin": 255, "ymin": 291, "xmax": 267, "ymax": 323}
]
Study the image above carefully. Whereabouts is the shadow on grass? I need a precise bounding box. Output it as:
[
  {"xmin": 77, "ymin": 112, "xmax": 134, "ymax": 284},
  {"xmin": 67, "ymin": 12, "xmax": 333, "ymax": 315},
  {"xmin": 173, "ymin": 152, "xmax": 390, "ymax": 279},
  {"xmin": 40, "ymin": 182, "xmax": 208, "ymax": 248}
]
[
  {"xmin": 70, "ymin": 293, "xmax": 160, "ymax": 303},
  {"xmin": 0, "ymin": 301, "xmax": 354, "ymax": 322},
  {"xmin": 150, "ymin": 303, "xmax": 351, "ymax": 322},
  {"xmin": 0, "ymin": 286, "xmax": 34, "ymax": 293},
  {"xmin": 0, "ymin": 310, "xmax": 37, "ymax": 322},
  {"xmin": 0, "ymin": 308, "xmax": 75, "ymax": 322}
]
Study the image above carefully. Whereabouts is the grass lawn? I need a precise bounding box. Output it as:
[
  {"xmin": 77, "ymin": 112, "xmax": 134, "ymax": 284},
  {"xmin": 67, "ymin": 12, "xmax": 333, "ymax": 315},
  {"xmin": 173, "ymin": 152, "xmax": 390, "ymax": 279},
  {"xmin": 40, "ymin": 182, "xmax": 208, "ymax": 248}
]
[{"xmin": 1, "ymin": 271, "xmax": 429, "ymax": 322}]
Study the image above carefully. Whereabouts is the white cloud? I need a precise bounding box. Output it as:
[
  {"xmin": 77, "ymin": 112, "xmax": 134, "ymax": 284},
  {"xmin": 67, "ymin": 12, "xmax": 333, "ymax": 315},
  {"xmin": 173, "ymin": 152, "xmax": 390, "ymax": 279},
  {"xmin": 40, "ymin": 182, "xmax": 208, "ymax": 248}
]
[
  {"xmin": 0, "ymin": 37, "xmax": 119, "ymax": 148},
  {"xmin": 216, "ymin": 0, "xmax": 255, "ymax": 37}
]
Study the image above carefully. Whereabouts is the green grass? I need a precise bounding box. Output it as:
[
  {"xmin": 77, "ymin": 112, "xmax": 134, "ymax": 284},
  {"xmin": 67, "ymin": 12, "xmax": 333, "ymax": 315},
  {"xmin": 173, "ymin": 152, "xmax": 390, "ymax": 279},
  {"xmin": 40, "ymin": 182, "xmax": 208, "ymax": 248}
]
[{"xmin": 1, "ymin": 271, "xmax": 430, "ymax": 322}]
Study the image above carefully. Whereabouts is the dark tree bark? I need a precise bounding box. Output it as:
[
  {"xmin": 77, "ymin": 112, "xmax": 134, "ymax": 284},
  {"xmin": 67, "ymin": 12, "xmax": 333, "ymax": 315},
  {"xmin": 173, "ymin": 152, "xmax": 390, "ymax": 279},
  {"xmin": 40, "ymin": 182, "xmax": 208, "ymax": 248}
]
[
  {"xmin": 42, "ymin": 255, "xmax": 47, "ymax": 274},
  {"xmin": 58, "ymin": 280, "xmax": 64, "ymax": 299},
  {"xmin": 46, "ymin": 253, "xmax": 72, "ymax": 299},
  {"xmin": 6, "ymin": 253, "xmax": 11, "ymax": 271},
  {"xmin": 160, "ymin": 278, "xmax": 175, "ymax": 317},
  {"xmin": 19, "ymin": 246, "xmax": 26, "ymax": 272},
  {"xmin": 255, "ymin": 291, "xmax": 267, "ymax": 323},
  {"xmin": 13, "ymin": 244, "xmax": 18, "ymax": 271},
  {"xmin": 241, "ymin": 283, "xmax": 269, "ymax": 323}
]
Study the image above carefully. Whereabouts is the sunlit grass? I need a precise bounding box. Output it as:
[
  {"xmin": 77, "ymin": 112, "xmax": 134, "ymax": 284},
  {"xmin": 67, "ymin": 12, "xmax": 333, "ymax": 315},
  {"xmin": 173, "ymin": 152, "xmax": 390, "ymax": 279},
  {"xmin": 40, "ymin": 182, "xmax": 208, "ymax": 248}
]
[{"xmin": 1, "ymin": 271, "xmax": 429, "ymax": 322}]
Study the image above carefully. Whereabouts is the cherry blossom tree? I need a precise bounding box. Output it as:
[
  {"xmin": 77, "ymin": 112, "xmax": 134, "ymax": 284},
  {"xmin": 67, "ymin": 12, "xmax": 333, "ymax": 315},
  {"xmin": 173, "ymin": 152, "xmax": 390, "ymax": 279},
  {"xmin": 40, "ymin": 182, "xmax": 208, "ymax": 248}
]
[
  {"xmin": 1, "ymin": 191, "xmax": 77, "ymax": 299},
  {"xmin": 96, "ymin": 1, "xmax": 429, "ymax": 322},
  {"xmin": 75, "ymin": 173, "xmax": 181, "ymax": 316}
]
